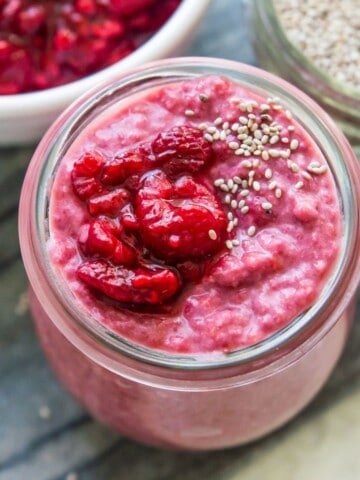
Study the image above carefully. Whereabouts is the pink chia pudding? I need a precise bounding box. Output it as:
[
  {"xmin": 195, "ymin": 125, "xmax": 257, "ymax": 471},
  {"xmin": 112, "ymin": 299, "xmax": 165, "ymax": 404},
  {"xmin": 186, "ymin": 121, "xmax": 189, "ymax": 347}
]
[{"xmin": 48, "ymin": 74, "xmax": 341, "ymax": 356}]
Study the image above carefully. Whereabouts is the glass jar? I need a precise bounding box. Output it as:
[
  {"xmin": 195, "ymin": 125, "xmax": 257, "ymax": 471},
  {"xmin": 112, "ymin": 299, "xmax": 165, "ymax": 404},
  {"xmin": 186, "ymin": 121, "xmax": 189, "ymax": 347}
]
[
  {"xmin": 251, "ymin": 0, "xmax": 360, "ymax": 156},
  {"xmin": 19, "ymin": 57, "xmax": 360, "ymax": 450}
]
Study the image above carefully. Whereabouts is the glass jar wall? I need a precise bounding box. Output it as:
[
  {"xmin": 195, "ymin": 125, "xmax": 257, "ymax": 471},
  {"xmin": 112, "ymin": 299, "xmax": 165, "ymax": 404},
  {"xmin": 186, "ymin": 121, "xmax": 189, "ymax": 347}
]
[{"xmin": 19, "ymin": 58, "xmax": 360, "ymax": 450}]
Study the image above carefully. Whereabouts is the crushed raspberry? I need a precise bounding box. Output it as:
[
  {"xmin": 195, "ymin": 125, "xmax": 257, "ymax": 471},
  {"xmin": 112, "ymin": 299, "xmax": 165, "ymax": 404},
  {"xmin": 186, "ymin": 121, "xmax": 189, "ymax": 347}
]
[
  {"xmin": 77, "ymin": 260, "xmax": 181, "ymax": 305},
  {"xmin": 152, "ymin": 126, "xmax": 213, "ymax": 175},
  {"xmin": 71, "ymin": 151, "xmax": 105, "ymax": 200},
  {"xmin": 104, "ymin": 0, "xmax": 156, "ymax": 17},
  {"xmin": 79, "ymin": 218, "xmax": 137, "ymax": 266},
  {"xmin": 0, "ymin": 0, "xmax": 181, "ymax": 94},
  {"xmin": 100, "ymin": 150, "xmax": 150, "ymax": 185},
  {"xmin": 136, "ymin": 173, "xmax": 227, "ymax": 261},
  {"xmin": 87, "ymin": 187, "xmax": 129, "ymax": 216},
  {"xmin": 71, "ymin": 125, "xmax": 228, "ymax": 307}
]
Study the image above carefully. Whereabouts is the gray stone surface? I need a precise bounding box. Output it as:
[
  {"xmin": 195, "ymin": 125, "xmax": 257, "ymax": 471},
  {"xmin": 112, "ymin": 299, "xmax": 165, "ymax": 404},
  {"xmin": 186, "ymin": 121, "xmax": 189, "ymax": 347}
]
[{"xmin": 1, "ymin": 0, "xmax": 359, "ymax": 479}]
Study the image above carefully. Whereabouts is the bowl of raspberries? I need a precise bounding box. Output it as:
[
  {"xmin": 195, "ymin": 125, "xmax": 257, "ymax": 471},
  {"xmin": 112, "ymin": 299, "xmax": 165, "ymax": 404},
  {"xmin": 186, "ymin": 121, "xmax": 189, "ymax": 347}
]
[{"xmin": 0, "ymin": 0, "xmax": 210, "ymax": 145}]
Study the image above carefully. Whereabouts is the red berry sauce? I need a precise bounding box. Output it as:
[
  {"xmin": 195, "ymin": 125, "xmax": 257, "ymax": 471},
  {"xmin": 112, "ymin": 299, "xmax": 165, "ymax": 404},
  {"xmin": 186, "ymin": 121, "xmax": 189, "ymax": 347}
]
[
  {"xmin": 70, "ymin": 126, "xmax": 228, "ymax": 307},
  {"xmin": 0, "ymin": 0, "xmax": 181, "ymax": 94}
]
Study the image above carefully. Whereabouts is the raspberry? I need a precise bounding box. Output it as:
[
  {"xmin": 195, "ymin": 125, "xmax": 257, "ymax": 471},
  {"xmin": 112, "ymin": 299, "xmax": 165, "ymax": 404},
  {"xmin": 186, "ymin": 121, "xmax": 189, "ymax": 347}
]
[
  {"xmin": 101, "ymin": 150, "xmax": 150, "ymax": 185},
  {"xmin": 152, "ymin": 126, "xmax": 213, "ymax": 175},
  {"xmin": 18, "ymin": 5, "xmax": 46, "ymax": 34},
  {"xmin": 136, "ymin": 172, "xmax": 227, "ymax": 261},
  {"xmin": 176, "ymin": 261, "xmax": 205, "ymax": 282},
  {"xmin": 71, "ymin": 151, "xmax": 105, "ymax": 200},
  {"xmin": 87, "ymin": 187, "xmax": 129, "ymax": 216},
  {"xmin": 72, "ymin": 150, "xmax": 104, "ymax": 176},
  {"xmin": 0, "ymin": 0, "xmax": 181, "ymax": 93},
  {"xmin": 120, "ymin": 203, "xmax": 140, "ymax": 231},
  {"xmin": 77, "ymin": 260, "xmax": 180, "ymax": 305},
  {"xmin": 71, "ymin": 128, "xmax": 227, "ymax": 307},
  {"xmin": 104, "ymin": 0, "xmax": 156, "ymax": 16},
  {"xmin": 79, "ymin": 219, "xmax": 137, "ymax": 266}
]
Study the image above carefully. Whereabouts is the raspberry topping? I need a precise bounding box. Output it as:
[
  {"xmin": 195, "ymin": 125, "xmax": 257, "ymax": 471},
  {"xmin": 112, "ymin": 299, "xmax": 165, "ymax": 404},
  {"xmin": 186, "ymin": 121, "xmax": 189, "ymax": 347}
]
[
  {"xmin": 0, "ymin": 0, "xmax": 181, "ymax": 94},
  {"xmin": 136, "ymin": 173, "xmax": 227, "ymax": 261},
  {"xmin": 70, "ymin": 125, "xmax": 228, "ymax": 307},
  {"xmin": 77, "ymin": 260, "xmax": 180, "ymax": 305},
  {"xmin": 71, "ymin": 150, "xmax": 105, "ymax": 200},
  {"xmin": 101, "ymin": 150, "xmax": 150, "ymax": 185},
  {"xmin": 152, "ymin": 126, "xmax": 213, "ymax": 175},
  {"xmin": 79, "ymin": 218, "xmax": 137, "ymax": 266}
]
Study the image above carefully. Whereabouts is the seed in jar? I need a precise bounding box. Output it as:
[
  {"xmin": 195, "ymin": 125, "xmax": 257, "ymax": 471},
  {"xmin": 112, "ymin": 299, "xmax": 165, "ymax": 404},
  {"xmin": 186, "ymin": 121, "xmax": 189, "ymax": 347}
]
[
  {"xmin": 214, "ymin": 178, "xmax": 225, "ymax": 187},
  {"xmin": 261, "ymin": 202, "xmax": 273, "ymax": 211},
  {"xmin": 265, "ymin": 168, "xmax": 273, "ymax": 179},
  {"xmin": 227, "ymin": 221, "xmax": 235, "ymax": 232},
  {"xmin": 269, "ymin": 135, "xmax": 280, "ymax": 144},
  {"xmin": 275, "ymin": 188, "xmax": 282, "ymax": 198},
  {"xmin": 234, "ymin": 176, "xmax": 242, "ymax": 184},
  {"xmin": 226, "ymin": 239, "xmax": 234, "ymax": 250},
  {"xmin": 269, "ymin": 149, "xmax": 280, "ymax": 158},
  {"xmin": 290, "ymin": 139, "xmax": 299, "ymax": 150},
  {"xmin": 288, "ymin": 161, "xmax": 300, "ymax": 173},
  {"xmin": 241, "ymin": 205, "xmax": 249, "ymax": 214},
  {"xmin": 301, "ymin": 171, "xmax": 312, "ymax": 180},
  {"xmin": 241, "ymin": 160, "xmax": 252, "ymax": 168},
  {"xmin": 220, "ymin": 130, "xmax": 227, "ymax": 141},
  {"xmin": 248, "ymin": 226, "xmax": 256, "ymax": 237},
  {"xmin": 229, "ymin": 141, "xmax": 240, "ymax": 150},
  {"xmin": 208, "ymin": 229, "xmax": 217, "ymax": 240},
  {"xmin": 227, "ymin": 179, "xmax": 234, "ymax": 189},
  {"xmin": 253, "ymin": 181, "xmax": 261, "ymax": 191},
  {"xmin": 262, "ymin": 150, "xmax": 270, "ymax": 161},
  {"xmin": 212, "ymin": 131, "xmax": 220, "ymax": 140},
  {"xmin": 269, "ymin": 181, "xmax": 277, "ymax": 190},
  {"xmin": 185, "ymin": 109, "xmax": 195, "ymax": 116}
]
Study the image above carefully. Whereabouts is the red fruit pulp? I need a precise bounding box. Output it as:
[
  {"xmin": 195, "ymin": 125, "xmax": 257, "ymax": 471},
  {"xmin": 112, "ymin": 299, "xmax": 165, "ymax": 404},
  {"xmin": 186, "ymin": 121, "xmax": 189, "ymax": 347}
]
[
  {"xmin": 136, "ymin": 173, "xmax": 227, "ymax": 261},
  {"xmin": 77, "ymin": 260, "xmax": 181, "ymax": 305},
  {"xmin": 0, "ymin": 0, "xmax": 181, "ymax": 94},
  {"xmin": 70, "ymin": 125, "xmax": 228, "ymax": 307}
]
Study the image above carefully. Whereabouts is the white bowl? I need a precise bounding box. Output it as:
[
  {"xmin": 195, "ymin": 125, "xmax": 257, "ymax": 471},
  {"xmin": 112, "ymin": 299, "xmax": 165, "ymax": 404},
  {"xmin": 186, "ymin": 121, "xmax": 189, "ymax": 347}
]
[{"xmin": 0, "ymin": 0, "xmax": 211, "ymax": 146}]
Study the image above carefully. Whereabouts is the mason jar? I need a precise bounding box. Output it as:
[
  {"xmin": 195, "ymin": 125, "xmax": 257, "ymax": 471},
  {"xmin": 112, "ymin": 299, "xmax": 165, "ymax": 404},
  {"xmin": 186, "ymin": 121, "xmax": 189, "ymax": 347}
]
[
  {"xmin": 251, "ymin": 0, "xmax": 360, "ymax": 156},
  {"xmin": 19, "ymin": 57, "xmax": 360, "ymax": 450}
]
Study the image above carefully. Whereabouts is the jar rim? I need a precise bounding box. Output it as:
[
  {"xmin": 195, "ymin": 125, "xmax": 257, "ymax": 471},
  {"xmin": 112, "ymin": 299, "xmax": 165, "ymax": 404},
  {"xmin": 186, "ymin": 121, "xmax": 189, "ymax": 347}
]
[
  {"xmin": 19, "ymin": 57, "xmax": 360, "ymax": 372},
  {"xmin": 255, "ymin": 0, "xmax": 360, "ymax": 101}
]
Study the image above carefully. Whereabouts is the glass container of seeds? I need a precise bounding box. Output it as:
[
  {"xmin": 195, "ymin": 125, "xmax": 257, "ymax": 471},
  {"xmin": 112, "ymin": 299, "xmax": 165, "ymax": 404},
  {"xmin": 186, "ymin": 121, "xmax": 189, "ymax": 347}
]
[{"xmin": 251, "ymin": 0, "xmax": 360, "ymax": 155}]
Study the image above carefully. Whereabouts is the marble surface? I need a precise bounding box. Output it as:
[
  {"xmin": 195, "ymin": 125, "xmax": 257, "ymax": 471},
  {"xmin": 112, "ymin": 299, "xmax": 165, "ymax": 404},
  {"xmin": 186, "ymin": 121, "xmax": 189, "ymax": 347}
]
[{"xmin": 1, "ymin": 0, "xmax": 360, "ymax": 479}]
